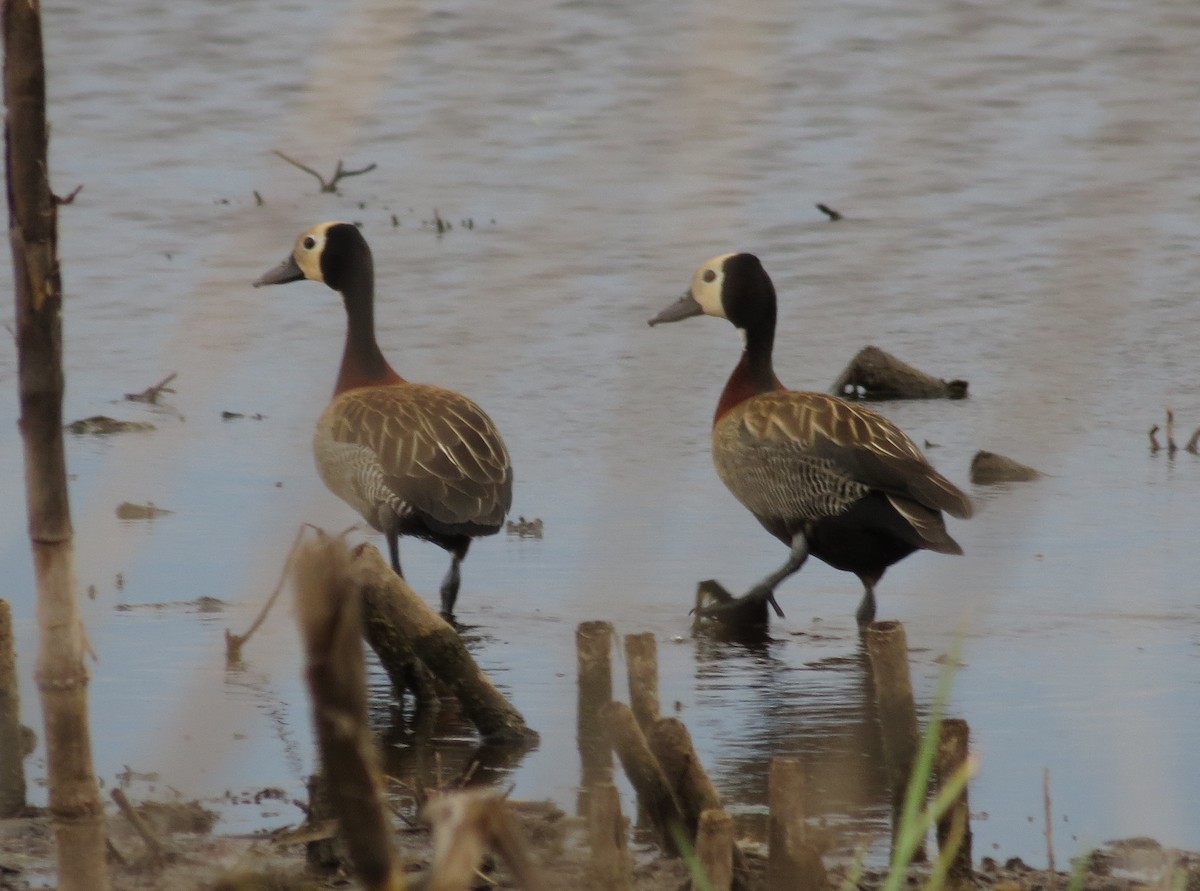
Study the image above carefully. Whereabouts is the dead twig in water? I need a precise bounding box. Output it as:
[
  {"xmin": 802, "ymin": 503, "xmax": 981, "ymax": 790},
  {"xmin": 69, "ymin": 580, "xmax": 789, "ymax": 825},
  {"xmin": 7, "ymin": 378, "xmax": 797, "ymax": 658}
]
[
  {"xmin": 225, "ymin": 525, "xmax": 309, "ymax": 664},
  {"xmin": 111, "ymin": 788, "xmax": 173, "ymax": 866},
  {"xmin": 124, "ymin": 371, "xmax": 177, "ymax": 404},
  {"xmin": 816, "ymin": 202, "xmax": 843, "ymax": 221},
  {"xmin": 271, "ymin": 150, "xmax": 377, "ymax": 193},
  {"xmin": 1149, "ymin": 425, "xmax": 1161, "ymax": 453},
  {"xmin": 1186, "ymin": 427, "xmax": 1200, "ymax": 454}
]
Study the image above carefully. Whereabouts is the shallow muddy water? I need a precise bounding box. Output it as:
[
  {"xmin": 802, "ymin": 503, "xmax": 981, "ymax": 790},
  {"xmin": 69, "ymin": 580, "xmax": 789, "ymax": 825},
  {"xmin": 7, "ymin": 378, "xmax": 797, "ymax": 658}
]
[{"xmin": 2, "ymin": 0, "xmax": 1199, "ymax": 868}]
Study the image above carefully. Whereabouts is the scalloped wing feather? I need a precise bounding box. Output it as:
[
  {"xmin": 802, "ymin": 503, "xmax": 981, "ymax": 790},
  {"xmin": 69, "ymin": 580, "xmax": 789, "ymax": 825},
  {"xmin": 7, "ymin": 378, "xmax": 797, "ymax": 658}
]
[
  {"xmin": 316, "ymin": 383, "xmax": 513, "ymax": 533},
  {"xmin": 719, "ymin": 390, "xmax": 972, "ymax": 520}
]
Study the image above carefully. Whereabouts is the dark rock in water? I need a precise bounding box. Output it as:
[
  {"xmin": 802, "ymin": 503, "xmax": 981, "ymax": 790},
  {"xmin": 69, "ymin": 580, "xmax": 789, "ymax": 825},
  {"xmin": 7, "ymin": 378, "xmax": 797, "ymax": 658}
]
[
  {"xmin": 831, "ymin": 345, "xmax": 968, "ymax": 401},
  {"xmin": 970, "ymin": 450, "xmax": 1042, "ymax": 485},
  {"xmin": 66, "ymin": 415, "xmax": 155, "ymax": 435}
]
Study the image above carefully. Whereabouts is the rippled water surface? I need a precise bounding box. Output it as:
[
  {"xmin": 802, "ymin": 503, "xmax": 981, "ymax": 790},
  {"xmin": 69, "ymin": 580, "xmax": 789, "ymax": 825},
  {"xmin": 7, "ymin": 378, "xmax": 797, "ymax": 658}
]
[{"xmin": 2, "ymin": 0, "xmax": 1199, "ymax": 867}]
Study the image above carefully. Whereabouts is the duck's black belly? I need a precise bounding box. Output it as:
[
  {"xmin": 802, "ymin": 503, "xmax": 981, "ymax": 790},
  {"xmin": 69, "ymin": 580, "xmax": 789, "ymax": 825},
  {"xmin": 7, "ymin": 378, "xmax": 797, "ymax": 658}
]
[{"xmin": 759, "ymin": 490, "xmax": 921, "ymax": 577}]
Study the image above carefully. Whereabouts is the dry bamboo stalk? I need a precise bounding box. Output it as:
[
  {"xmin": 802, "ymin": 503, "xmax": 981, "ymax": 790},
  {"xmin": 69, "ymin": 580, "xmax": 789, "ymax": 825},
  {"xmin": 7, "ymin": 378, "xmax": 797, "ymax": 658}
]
[
  {"xmin": 767, "ymin": 757, "xmax": 826, "ymax": 891},
  {"xmin": 866, "ymin": 620, "xmax": 925, "ymax": 863},
  {"xmin": 293, "ymin": 537, "xmax": 404, "ymax": 891},
  {"xmin": 5, "ymin": 1, "xmax": 108, "ymax": 885},
  {"xmin": 647, "ymin": 717, "xmax": 721, "ymax": 837},
  {"xmin": 587, "ymin": 782, "xmax": 631, "ymax": 890},
  {"xmin": 649, "ymin": 717, "xmax": 751, "ymax": 878},
  {"xmin": 600, "ymin": 701, "xmax": 685, "ymax": 856},
  {"xmin": 0, "ymin": 599, "xmax": 26, "ymax": 816},
  {"xmin": 624, "ymin": 632, "xmax": 660, "ymax": 733},
  {"xmin": 693, "ymin": 808, "xmax": 735, "ymax": 891},
  {"xmin": 576, "ymin": 621, "xmax": 614, "ymax": 813},
  {"xmin": 935, "ymin": 718, "xmax": 973, "ymax": 882}
]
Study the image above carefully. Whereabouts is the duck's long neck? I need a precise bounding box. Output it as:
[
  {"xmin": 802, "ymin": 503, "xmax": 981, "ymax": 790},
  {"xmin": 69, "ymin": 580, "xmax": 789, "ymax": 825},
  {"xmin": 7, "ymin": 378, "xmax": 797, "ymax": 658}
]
[
  {"xmin": 333, "ymin": 264, "xmax": 403, "ymax": 395},
  {"xmin": 714, "ymin": 324, "xmax": 783, "ymax": 425}
]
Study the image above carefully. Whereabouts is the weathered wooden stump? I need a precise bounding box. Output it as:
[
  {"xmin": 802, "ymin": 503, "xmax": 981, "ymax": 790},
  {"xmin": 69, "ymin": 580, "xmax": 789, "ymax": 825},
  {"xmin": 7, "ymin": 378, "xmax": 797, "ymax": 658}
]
[
  {"xmin": 624, "ymin": 632, "xmax": 660, "ymax": 733},
  {"xmin": 935, "ymin": 718, "xmax": 973, "ymax": 883},
  {"xmin": 0, "ymin": 600, "xmax": 26, "ymax": 817},
  {"xmin": 649, "ymin": 718, "xmax": 721, "ymax": 839},
  {"xmin": 767, "ymin": 757, "xmax": 826, "ymax": 891},
  {"xmin": 865, "ymin": 620, "xmax": 925, "ymax": 862},
  {"xmin": 352, "ymin": 543, "xmax": 537, "ymax": 743},
  {"xmin": 694, "ymin": 808, "xmax": 735, "ymax": 891},
  {"xmin": 577, "ymin": 621, "xmax": 615, "ymax": 813},
  {"xmin": 587, "ymin": 781, "xmax": 632, "ymax": 890},
  {"xmin": 600, "ymin": 701, "xmax": 686, "ymax": 855}
]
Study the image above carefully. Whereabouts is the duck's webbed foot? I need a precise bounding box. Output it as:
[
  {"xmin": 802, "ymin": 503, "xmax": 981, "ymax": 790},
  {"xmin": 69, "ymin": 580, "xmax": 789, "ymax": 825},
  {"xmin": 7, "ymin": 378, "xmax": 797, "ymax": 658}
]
[{"xmin": 692, "ymin": 579, "xmax": 785, "ymax": 631}]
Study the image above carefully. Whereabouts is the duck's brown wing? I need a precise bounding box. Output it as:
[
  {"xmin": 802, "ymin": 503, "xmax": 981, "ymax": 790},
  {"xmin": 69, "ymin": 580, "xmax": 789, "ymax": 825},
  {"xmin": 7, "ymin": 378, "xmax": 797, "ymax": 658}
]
[
  {"xmin": 320, "ymin": 383, "xmax": 513, "ymax": 535},
  {"xmin": 719, "ymin": 390, "xmax": 972, "ymax": 522}
]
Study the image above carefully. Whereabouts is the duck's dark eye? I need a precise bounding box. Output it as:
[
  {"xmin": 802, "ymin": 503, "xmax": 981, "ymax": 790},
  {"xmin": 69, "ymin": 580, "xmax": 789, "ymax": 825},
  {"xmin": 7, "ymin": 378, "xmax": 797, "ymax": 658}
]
[
  {"xmin": 302, "ymin": 236, "xmax": 317, "ymax": 250},
  {"xmin": 702, "ymin": 269, "xmax": 717, "ymax": 283}
]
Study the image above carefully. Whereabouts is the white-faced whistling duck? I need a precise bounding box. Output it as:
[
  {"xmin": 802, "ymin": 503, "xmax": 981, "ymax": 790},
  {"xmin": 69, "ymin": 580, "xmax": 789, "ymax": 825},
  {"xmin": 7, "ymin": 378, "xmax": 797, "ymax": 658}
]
[
  {"xmin": 649, "ymin": 252, "xmax": 972, "ymax": 629},
  {"xmin": 254, "ymin": 222, "xmax": 513, "ymax": 616}
]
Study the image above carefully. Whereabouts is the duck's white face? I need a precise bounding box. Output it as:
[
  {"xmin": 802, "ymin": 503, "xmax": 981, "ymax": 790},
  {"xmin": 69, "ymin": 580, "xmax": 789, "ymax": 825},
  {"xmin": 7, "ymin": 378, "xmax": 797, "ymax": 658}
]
[
  {"xmin": 253, "ymin": 220, "xmax": 350, "ymax": 289},
  {"xmin": 689, "ymin": 252, "xmax": 736, "ymax": 319},
  {"xmin": 292, "ymin": 221, "xmax": 341, "ymax": 283}
]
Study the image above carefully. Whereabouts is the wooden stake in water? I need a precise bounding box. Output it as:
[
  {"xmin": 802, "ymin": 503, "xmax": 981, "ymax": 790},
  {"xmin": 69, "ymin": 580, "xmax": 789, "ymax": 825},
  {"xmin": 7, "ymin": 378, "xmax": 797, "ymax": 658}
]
[
  {"xmin": 0, "ymin": 600, "xmax": 26, "ymax": 816},
  {"xmin": 587, "ymin": 781, "xmax": 631, "ymax": 890},
  {"xmin": 577, "ymin": 621, "xmax": 615, "ymax": 812},
  {"xmin": 768, "ymin": 757, "xmax": 826, "ymax": 891},
  {"xmin": 624, "ymin": 632, "xmax": 660, "ymax": 732},
  {"xmin": 865, "ymin": 620, "xmax": 925, "ymax": 862},
  {"xmin": 649, "ymin": 717, "xmax": 721, "ymax": 837},
  {"xmin": 600, "ymin": 700, "xmax": 686, "ymax": 855},
  {"xmin": 694, "ymin": 808, "xmax": 735, "ymax": 891},
  {"xmin": 935, "ymin": 718, "xmax": 973, "ymax": 882}
]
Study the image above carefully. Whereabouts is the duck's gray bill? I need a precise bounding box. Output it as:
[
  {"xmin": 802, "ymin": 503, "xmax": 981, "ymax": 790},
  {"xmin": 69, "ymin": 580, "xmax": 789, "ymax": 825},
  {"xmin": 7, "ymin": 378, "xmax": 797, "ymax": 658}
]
[
  {"xmin": 253, "ymin": 254, "xmax": 304, "ymax": 287},
  {"xmin": 648, "ymin": 291, "xmax": 702, "ymax": 326}
]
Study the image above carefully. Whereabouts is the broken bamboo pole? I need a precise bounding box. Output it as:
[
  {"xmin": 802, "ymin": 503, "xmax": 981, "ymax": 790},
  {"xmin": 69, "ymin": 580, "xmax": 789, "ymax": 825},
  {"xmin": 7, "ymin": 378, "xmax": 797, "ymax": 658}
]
[
  {"xmin": 935, "ymin": 718, "xmax": 973, "ymax": 883},
  {"xmin": 693, "ymin": 808, "xmax": 735, "ymax": 891},
  {"xmin": 866, "ymin": 620, "xmax": 925, "ymax": 863},
  {"xmin": 600, "ymin": 701, "xmax": 686, "ymax": 856},
  {"xmin": 624, "ymin": 632, "xmax": 660, "ymax": 733},
  {"xmin": 6, "ymin": 0, "xmax": 107, "ymax": 884},
  {"xmin": 293, "ymin": 537, "xmax": 403, "ymax": 891},
  {"xmin": 767, "ymin": 757, "xmax": 826, "ymax": 891},
  {"xmin": 648, "ymin": 717, "xmax": 721, "ymax": 838},
  {"xmin": 577, "ymin": 621, "xmax": 614, "ymax": 812},
  {"xmin": 0, "ymin": 599, "xmax": 25, "ymax": 816},
  {"xmin": 587, "ymin": 781, "xmax": 631, "ymax": 890}
]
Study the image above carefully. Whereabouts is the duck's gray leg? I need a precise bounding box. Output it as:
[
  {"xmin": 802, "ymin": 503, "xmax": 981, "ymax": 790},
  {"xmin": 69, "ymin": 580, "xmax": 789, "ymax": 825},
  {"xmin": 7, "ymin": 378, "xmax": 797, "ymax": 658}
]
[{"xmin": 696, "ymin": 531, "xmax": 809, "ymax": 626}]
